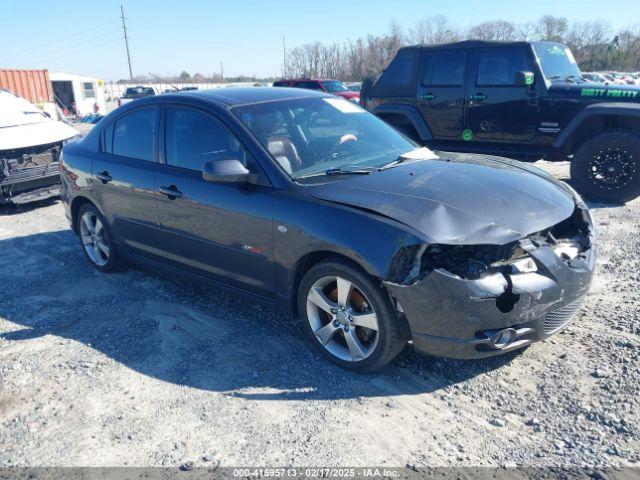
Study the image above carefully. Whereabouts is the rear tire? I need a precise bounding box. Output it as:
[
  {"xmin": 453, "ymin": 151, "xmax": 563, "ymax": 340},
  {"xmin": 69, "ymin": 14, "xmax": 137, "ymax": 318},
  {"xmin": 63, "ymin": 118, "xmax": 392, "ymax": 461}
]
[
  {"xmin": 77, "ymin": 203, "xmax": 123, "ymax": 273},
  {"xmin": 571, "ymin": 130, "xmax": 640, "ymax": 203},
  {"xmin": 297, "ymin": 260, "xmax": 406, "ymax": 373}
]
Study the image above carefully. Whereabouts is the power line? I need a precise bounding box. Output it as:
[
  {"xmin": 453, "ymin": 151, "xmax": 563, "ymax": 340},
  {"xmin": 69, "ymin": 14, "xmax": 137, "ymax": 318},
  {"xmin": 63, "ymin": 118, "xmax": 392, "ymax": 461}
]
[
  {"xmin": 10, "ymin": 19, "xmax": 120, "ymax": 57},
  {"xmin": 17, "ymin": 28, "xmax": 123, "ymax": 66},
  {"xmin": 19, "ymin": 36, "xmax": 123, "ymax": 69}
]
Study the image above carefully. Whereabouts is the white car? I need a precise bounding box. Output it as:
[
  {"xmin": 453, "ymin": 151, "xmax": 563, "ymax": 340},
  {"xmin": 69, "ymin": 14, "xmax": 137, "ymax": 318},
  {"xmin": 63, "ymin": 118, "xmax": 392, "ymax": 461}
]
[{"xmin": 0, "ymin": 89, "xmax": 79, "ymax": 204}]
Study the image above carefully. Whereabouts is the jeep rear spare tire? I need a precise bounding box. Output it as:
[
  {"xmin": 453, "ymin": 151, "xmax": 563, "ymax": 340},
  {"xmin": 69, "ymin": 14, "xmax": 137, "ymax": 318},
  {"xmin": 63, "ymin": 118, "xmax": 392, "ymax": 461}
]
[{"xmin": 571, "ymin": 131, "xmax": 640, "ymax": 203}]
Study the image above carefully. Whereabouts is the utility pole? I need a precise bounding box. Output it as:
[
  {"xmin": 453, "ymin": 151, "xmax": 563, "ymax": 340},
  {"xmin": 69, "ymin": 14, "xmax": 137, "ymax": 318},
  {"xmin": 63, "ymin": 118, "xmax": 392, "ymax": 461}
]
[
  {"xmin": 120, "ymin": 4, "xmax": 133, "ymax": 82},
  {"xmin": 282, "ymin": 36, "xmax": 286, "ymax": 77},
  {"xmin": 220, "ymin": 62, "xmax": 224, "ymax": 81}
]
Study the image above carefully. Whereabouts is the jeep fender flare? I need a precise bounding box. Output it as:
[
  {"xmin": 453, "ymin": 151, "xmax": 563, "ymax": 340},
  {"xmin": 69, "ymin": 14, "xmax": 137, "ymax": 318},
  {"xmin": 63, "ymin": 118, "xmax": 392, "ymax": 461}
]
[
  {"xmin": 372, "ymin": 104, "xmax": 433, "ymax": 141},
  {"xmin": 553, "ymin": 102, "xmax": 640, "ymax": 149}
]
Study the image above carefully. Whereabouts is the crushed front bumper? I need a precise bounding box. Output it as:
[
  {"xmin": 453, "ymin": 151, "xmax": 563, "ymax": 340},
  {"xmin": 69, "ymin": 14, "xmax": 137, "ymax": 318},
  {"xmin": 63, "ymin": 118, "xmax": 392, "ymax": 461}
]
[
  {"xmin": 384, "ymin": 242, "xmax": 595, "ymax": 359},
  {"xmin": 0, "ymin": 163, "xmax": 61, "ymax": 204}
]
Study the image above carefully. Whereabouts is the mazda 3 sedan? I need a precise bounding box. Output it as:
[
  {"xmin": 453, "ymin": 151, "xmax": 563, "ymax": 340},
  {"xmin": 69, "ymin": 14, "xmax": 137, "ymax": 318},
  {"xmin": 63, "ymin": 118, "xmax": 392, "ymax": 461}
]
[{"xmin": 60, "ymin": 88, "xmax": 596, "ymax": 372}]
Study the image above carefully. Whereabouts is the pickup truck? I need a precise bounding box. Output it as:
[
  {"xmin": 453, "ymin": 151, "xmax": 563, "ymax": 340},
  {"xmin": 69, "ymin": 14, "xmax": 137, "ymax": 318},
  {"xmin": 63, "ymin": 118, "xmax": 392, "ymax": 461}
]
[{"xmin": 117, "ymin": 86, "xmax": 157, "ymax": 107}]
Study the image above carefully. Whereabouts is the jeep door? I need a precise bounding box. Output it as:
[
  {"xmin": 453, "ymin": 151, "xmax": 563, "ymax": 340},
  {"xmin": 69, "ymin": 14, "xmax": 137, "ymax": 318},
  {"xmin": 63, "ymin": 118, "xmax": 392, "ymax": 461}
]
[
  {"xmin": 93, "ymin": 105, "xmax": 165, "ymax": 261},
  {"xmin": 154, "ymin": 104, "xmax": 275, "ymax": 298},
  {"xmin": 465, "ymin": 46, "xmax": 539, "ymax": 143},
  {"xmin": 416, "ymin": 50, "xmax": 467, "ymax": 139}
]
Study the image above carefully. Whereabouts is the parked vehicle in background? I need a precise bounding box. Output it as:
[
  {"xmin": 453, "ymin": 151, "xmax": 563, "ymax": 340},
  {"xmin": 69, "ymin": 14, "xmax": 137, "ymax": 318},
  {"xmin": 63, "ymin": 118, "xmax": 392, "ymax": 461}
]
[
  {"xmin": 273, "ymin": 79, "xmax": 360, "ymax": 103},
  {"xmin": 346, "ymin": 82, "xmax": 362, "ymax": 92},
  {"xmin": 581, "ymin": 72, "xmax": 610, "ymax": 84},
  {"xmin": 0, "ymin": 89, "xmax": 78, "ymax": 204},
  {"xmin": 601, "ymin": 73, "xmax": 626, "ymax": 86},
  {"xmin": 60, "ymin": 88, "xmax": 595, "ymax": 372},
  {"xmin": 362, "ymin": 40, "xmax": 640, "ymax": 203},
  {"xmin": 117, "ymin": 86, "xmax": 157, "ymax": 107}
]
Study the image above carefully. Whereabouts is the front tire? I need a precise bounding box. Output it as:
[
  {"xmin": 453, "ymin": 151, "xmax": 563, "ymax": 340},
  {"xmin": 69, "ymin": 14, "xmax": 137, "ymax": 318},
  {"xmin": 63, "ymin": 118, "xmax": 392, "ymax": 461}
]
[
  {"xmin": 571, "ymin": 131, "xmax": 640, "ymax": 203},
  {"xmin": 77, "ymin": 203, "xmax": 122, "ymax": 272},
  {"xmin": 297, "ymin": 260, "xmax": 405, "ymax": 373}
]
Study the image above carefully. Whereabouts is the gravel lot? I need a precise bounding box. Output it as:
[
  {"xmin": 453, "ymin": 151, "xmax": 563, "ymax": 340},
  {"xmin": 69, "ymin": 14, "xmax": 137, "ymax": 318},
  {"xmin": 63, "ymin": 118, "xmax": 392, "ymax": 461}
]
[{"xmin": 0, "ymin": 161, "xmax": 638, "ymax": 469}]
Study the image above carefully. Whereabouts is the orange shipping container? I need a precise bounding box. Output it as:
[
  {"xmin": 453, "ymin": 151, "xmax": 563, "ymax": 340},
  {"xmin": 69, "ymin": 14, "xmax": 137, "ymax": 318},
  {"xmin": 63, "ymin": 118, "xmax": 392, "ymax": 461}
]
[{"xmin": 0, "ymin": 69, "xmax": 53, "ymax": 104}]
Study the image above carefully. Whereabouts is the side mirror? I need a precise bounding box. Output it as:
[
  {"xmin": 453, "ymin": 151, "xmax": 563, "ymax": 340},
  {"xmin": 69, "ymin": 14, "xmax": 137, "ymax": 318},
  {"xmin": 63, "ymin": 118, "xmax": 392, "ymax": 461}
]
[
  {"xmin": 202, "ymin": 159, "xmax": 249, "ymax": 183},
  {"xmin": 515, "ymin": 71, "xmax": 535, "ymax": 87}
]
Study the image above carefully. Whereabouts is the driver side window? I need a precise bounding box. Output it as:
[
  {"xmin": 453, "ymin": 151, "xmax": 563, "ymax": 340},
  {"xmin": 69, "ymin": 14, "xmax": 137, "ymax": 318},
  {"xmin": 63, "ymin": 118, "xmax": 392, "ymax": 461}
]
[
  {"xmin": 477, "ymin": 48, "xmax": 528, "ymax": 86},
  {"xmin": 165, "ymin": 106, "xmax": 243, "ymax": 171}
]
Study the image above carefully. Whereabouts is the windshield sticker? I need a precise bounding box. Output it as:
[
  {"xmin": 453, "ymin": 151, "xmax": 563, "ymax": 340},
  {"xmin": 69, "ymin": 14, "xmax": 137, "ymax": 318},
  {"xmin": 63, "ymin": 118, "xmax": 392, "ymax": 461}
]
[
  {"xmin": 462, "ymin": 129, "xmax": 473, "ymax": 141},
  {"xmin": 547, "ymin": 45, "xmax": 565, "ymax": 56},
  {"xmin": 323, "ymin": 98, "xmax": 363, "ymax": 113},
  {"xmin": 581, "ymin": 88, "xmax": 639, "ymax": 99}
]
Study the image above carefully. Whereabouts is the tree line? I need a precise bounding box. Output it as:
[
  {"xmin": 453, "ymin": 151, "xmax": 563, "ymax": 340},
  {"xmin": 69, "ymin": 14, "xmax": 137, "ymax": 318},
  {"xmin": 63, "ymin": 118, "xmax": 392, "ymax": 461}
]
[{"xmin": 283, "ymin": 15, "xmax": 640, "ymax": 81}]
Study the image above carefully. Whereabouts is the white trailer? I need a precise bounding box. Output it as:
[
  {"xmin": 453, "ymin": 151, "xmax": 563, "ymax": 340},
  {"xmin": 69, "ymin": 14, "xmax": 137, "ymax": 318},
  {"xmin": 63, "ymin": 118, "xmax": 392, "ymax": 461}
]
[{"xmin": 50, "ymin": 72, "xmax": 106, "ymax": 117}]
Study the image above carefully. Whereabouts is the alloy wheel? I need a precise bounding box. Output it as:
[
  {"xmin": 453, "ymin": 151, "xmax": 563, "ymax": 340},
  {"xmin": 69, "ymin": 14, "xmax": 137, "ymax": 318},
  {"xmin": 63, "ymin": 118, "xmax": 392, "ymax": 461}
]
[
  {"xmin": 306, "ymin": 275, "xmax": 379, "ymax": 362},
  {"xmin": 79, "ymin": 211, "xmax": 110, "ymax": 267},
  {"xmin": 589, "ymin": 148, "xmax": 636, "ymax": 191}
]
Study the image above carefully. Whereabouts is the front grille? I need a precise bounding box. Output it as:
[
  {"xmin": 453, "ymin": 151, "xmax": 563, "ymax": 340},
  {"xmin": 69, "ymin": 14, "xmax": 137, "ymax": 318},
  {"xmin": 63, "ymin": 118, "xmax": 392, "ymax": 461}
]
[{"xmin": 544, "ymin": 299, "xmax": 584, "ymax": 334}]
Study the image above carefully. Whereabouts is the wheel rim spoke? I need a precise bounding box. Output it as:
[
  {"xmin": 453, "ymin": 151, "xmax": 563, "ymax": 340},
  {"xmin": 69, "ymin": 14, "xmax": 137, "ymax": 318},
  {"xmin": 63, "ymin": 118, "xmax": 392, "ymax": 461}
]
[
  {"xmin": 351, "ymin": 311, "xmax": 378, "ymax": 331},
  {"xmin": 81, "ymin": 214, "xmax": 94, "ymax": 234},
  {"xmin": 314, "ymin": 322, "xmax": 339, "ymax": 346},
  {"xmin": 308, "ymin": 287, "xmax": 335, "ymax": 314},
  {"xmin": 336, "ymin": 277, "xmax": 353, "ymax": 307},
  {"xmin": 94, "ymin": 218, "xmax": 104, "ymax": 235},
  {"xmin": 344, "ymin": 328, "xmax": 366, "ymax": 361},
  {"xmin": 96, "ymin": 240, "xmax": 110, "ymax": 256}
]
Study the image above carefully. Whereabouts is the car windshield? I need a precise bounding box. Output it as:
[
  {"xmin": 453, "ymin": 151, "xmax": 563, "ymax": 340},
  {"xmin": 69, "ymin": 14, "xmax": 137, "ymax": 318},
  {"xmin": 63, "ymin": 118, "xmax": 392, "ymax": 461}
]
[
  {"xmin": 322, "ymin": 80, "xmax": 348, "ymax": 93},
  {"xmin": 533, "ymin": 43, "xmax": 581, "ymax": 82},
  {"xmin": 234, "ymin": 97, "xmax": 423, "ymax": 180}
]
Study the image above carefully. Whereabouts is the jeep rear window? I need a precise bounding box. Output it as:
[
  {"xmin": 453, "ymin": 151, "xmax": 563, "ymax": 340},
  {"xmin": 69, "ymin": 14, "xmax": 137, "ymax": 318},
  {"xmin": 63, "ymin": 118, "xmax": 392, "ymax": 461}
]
[
  {"xmin": 371, "ymin": 51, "xmax": 419, "ymax": 97},
  {"xmin": 422, "ymin": 52, "xmax": 466, "ymax": 86}
]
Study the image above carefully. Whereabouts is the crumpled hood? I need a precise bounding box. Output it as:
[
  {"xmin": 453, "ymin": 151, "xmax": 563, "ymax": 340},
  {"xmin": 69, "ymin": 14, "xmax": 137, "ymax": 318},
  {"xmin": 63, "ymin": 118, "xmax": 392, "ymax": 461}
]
[{"xmin": 308, "ymin": 155, "xmax": 576, "ymax": 245}]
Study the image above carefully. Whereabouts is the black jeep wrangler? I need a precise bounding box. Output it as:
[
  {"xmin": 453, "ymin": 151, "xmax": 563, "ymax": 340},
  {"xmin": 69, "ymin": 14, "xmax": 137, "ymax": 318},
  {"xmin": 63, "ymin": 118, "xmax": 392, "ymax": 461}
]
[{"xmin": 362, "ymin": 40, "xmax": 640, "ymax": 203}]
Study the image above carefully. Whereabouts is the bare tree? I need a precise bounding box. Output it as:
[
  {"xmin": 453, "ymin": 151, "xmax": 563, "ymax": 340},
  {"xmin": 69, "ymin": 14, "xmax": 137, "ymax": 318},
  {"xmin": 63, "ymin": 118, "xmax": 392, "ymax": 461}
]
[
  {"xmin": 467, "ymin": 20, "xmax": 517, "ymax": 41},
  {"xmin": 537, "ymin": 15, "xmax": 569, "ymax": 42},
  {"xmin": 516, "ymin": 21, "xmax": 538, "ymax": 41},
  {"xmin": 409, "ymin": 15, "xmax": 460, "ymax": 45}
]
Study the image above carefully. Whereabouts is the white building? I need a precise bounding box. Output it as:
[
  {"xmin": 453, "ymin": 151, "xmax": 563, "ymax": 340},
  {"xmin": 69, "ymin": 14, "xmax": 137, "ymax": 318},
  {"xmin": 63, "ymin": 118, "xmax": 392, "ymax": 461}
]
[{"xmin": 50, "ymin": 72, "xmax": 106, "ymax": 117}]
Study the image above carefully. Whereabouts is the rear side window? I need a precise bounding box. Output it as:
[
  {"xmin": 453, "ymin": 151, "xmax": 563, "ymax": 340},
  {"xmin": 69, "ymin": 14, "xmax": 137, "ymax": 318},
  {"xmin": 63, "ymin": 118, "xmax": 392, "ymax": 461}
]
[
  {"xmin": 165, "ymin": 106, "xmax": 243, "ymax": 171},
  {"xmin": 372, "ymin": 51, "xmax": 419, "ymax": 97},
  {"xmin": 477, "ymin": 48, "xmax": 529, "ymax": 86},
  {"xmin": 111, "ymin": 107, "xmax": 157, "ymax": 161},
  {"xmin": 422, "ymin": 52, "xmax": 466, "ymax": 86}
]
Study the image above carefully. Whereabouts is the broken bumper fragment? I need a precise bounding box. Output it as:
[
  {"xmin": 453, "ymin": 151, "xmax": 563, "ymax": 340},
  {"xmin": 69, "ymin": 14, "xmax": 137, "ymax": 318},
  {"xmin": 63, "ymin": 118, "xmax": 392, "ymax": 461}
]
[{"xmin": 384, "ymin": 208, "xmax": 596, "ymax": 359}]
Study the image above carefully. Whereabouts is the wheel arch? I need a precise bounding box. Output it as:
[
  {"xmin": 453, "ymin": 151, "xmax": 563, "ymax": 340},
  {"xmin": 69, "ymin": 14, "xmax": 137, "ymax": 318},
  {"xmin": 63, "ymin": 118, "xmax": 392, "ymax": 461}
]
[
  {"xmin": 373, "ymin": 104, "xmax": 433, "ymax": 142},
  {"xmin": 555, "ymin": 103, "xmax": 640, "ymax": 153},
  {"xmin": 70, "ymin": 195, "xmax": 97, "ymax": 234},
  {"xmin": 288, "ymin": 249, "xmax": 412, "ymax": 340}
]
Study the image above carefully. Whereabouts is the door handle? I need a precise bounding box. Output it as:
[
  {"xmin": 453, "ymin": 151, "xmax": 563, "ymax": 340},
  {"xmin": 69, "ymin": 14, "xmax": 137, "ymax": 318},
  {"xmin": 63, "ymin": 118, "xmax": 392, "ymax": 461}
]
[
  {"xmin": 421, "ymin": 92, "xmax": 436, "ymax": 101},
  {"xmin": 159, "ymin": 185, "xmax": 183, "ymax": 199},
  {"xmin": 94, "ymin": 171, "xmax": 112, "ymax": 184},
  {"xmin": 469, "ymin": 93, "xmax": 487, "ymax": 103}
]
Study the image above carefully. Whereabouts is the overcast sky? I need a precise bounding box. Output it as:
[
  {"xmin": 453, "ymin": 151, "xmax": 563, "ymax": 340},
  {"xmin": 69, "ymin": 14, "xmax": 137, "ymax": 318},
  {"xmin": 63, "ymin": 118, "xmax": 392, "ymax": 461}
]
[{"xmin": 1, "ymin": 0, "xmax": 637, "ymax": 81}]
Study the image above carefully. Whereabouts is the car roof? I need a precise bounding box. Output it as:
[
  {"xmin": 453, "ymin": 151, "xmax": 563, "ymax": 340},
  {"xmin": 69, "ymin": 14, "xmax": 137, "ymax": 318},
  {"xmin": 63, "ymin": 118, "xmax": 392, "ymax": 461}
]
[
  {"xmin": 399, "ymin": 40, "xmax": 563, "ymax": 52},
  {"xmin": 177, "ymin": 86, "xmax": 329, "ymax": 106}
]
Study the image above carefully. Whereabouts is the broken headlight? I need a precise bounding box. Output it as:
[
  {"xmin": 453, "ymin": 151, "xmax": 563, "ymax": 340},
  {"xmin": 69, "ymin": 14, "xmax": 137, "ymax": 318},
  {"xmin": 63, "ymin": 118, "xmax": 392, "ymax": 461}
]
[{"xmin": 498, "ymin": 256, "xmax": 538, "ymax": 274}]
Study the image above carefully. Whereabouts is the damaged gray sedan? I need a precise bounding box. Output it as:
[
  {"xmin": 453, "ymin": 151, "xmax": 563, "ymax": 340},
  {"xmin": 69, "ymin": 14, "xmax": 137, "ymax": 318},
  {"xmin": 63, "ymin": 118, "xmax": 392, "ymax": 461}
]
[{"xmin": 61, "ymin": 89, "xmax": 595, "ymax": 373}]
